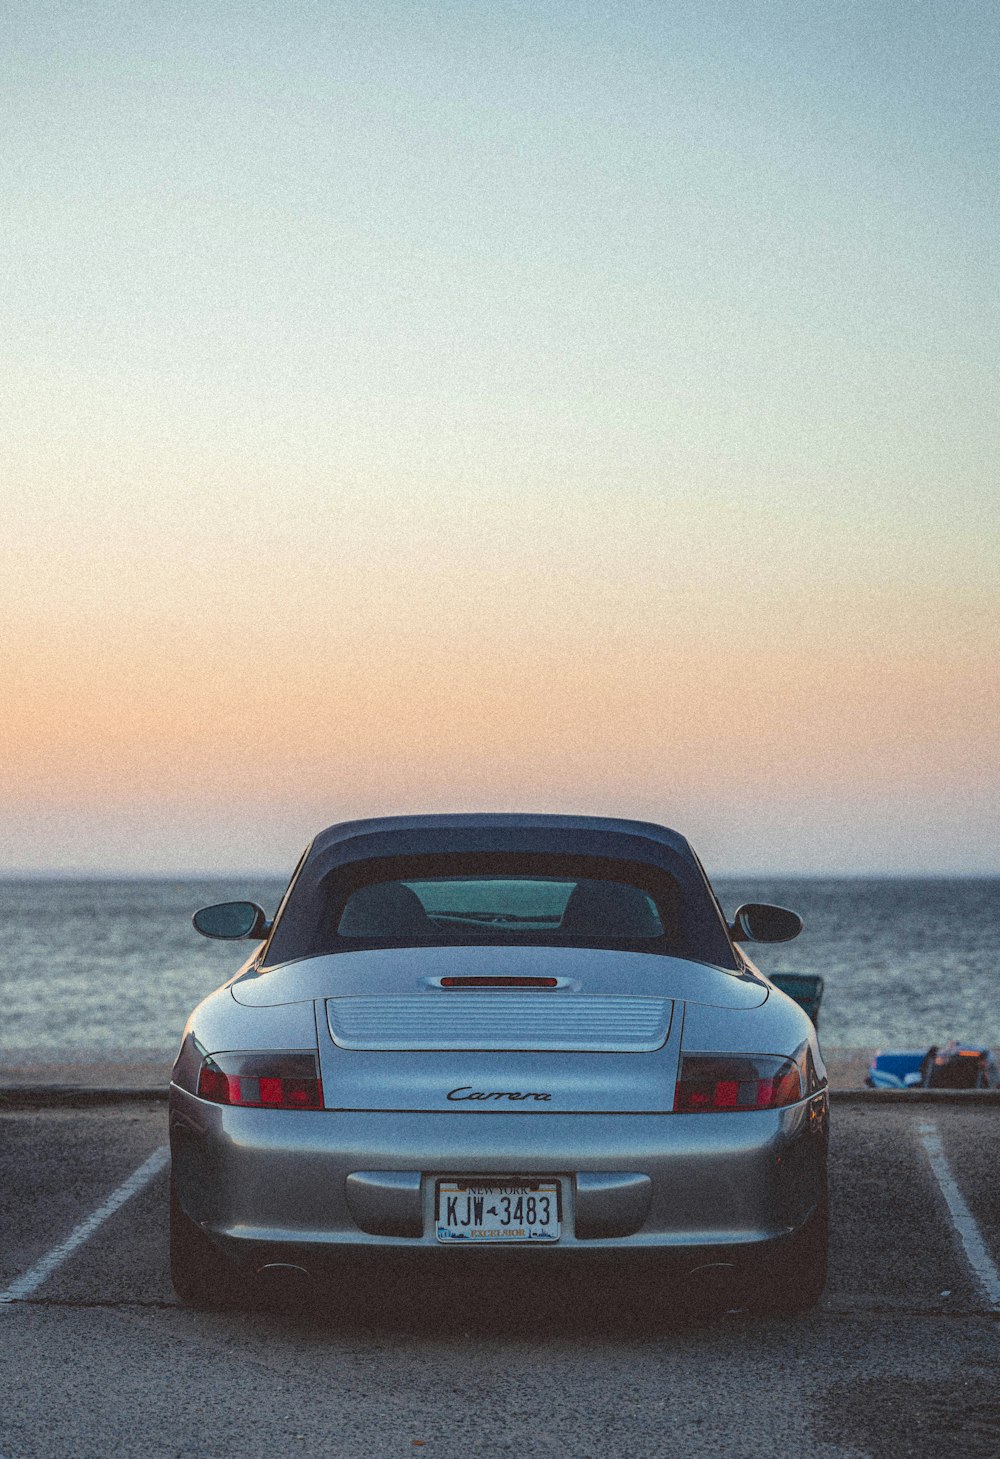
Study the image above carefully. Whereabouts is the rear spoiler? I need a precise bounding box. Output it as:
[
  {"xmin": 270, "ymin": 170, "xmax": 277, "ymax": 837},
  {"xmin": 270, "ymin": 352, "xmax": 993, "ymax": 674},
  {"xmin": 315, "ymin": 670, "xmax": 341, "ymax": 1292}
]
[{"xmin": 769, "ymin": 973, "xmax": 824, "ymax": 1027}]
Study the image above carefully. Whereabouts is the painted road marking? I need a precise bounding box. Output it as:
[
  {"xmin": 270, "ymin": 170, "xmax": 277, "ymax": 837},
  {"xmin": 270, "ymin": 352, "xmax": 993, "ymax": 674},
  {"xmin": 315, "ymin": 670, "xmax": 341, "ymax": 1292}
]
[
  {"xmin": 919, "ymin": 1121, "xmax": 1000, "ymax": 1311},
  {"xmin": 0, "ymin": 1145, "xmax": 169, "ymax": 1307}
]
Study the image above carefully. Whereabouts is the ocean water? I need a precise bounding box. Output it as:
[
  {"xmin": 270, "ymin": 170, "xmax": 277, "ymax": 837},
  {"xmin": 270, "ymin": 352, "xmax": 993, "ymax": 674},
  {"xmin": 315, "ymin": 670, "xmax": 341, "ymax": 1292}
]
[{"xmin": 1, "ymin": 877, "xmax": 998, "ymax": 1064}]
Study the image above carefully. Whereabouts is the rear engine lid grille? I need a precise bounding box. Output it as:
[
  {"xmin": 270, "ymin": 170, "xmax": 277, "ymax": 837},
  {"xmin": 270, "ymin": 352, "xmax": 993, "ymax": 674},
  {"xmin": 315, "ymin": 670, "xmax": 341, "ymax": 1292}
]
[{"xmin": 326, "ymin": 993, "xmax": 672, "ymax": 1052}]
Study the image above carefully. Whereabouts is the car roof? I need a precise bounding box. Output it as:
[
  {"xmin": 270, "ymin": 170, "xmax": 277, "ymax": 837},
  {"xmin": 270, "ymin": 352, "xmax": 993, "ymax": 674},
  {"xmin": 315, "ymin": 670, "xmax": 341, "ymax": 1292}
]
[
  {"xmin": 309, "ymin": 813, "xmax": 697, "ymax": 862},
  {"xmin": 264, "ymin": 813, "xmax": 739, "ymax": 971}
]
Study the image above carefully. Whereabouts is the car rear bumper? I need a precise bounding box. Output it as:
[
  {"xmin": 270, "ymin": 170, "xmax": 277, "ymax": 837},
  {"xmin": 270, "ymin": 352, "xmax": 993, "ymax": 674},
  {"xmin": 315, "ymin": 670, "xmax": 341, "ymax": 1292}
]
[{"xmin": 169, "ymin": 1085, "xmax": 828, "ymax": 1260}]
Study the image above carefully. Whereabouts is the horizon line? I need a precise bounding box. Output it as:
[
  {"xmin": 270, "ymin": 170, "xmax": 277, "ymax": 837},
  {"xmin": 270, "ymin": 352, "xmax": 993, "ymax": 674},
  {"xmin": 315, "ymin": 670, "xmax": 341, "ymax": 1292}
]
[{"xmin": 1, "ymin": 868, "xmax": 998, "ymax": 882}]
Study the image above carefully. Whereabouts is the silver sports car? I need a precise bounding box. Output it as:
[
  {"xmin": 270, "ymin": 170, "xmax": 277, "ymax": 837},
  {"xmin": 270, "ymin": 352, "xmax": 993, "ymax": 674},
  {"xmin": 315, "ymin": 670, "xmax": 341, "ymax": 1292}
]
[{"xmin": 170, "ymin": 815, "xmax": 828, "ymax": 1313}]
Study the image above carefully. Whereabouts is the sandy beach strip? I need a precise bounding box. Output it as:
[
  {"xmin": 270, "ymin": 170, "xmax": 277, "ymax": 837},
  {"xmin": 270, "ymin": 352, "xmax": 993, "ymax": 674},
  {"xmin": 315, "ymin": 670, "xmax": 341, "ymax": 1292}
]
[{"xmin": 1, "ymin": 1047, "xmax": 877, "ymax": 1092}]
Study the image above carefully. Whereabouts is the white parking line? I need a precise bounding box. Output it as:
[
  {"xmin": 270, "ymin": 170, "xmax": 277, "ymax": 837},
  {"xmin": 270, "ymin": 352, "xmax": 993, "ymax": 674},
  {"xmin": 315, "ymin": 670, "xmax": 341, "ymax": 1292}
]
[
  {"xmin": 919, "ymin": 1121, "xmax": 1000, "ymax": 1311},
  {"xmin": 0, "ymin": 1145, "xmax": 169, "ymax": 1307}
]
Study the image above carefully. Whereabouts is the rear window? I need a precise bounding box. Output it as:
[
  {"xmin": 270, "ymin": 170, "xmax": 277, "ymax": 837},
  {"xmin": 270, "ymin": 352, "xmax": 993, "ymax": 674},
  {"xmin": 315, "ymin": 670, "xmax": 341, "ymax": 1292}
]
[
  {"xmin": 337, "ymin": 876, "xmax": 665, "ymax": 941},
  {"xmin": 265, "ymin": 853, "xmax": 690, "ymax": 960}
]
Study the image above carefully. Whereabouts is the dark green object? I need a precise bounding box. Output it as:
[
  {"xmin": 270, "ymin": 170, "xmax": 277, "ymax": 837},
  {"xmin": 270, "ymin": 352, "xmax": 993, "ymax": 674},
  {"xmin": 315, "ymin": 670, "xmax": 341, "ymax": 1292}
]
[
  {"xmin": 769, "ymin": 973, "xmax": 824, "ymax": 1027},
  {"xmin": 192, "ymin": 901, "xmax": 271, "ymax": 940}
]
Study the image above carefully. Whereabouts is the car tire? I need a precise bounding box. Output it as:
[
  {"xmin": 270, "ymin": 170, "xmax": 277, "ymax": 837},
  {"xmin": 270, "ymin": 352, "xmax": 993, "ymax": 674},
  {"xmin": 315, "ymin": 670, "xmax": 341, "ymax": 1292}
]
[
  {"xmin": 748, "ymin": 1189, "xmax": 829, "ymax": 1318},
  {"xmin": 169, "ymin": 1175, "xmax": 244, "ymax": 1308}
]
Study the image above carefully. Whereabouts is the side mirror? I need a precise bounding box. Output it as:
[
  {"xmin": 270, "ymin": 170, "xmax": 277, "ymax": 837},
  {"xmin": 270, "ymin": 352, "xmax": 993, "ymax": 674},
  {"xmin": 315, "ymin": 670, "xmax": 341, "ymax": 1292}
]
[
  {"xmin": 730, "ymin": 903, "xmax": 803, "ymax": 944},
  {"xmin": 192, "ymin": 901, "xmax": 272, "ymax": 941}
]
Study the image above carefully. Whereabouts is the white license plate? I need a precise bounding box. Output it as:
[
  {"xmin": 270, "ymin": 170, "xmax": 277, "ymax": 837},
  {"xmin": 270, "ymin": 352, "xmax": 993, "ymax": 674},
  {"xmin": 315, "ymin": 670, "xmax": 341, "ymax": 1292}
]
[{"xmin": 435, "ymin": 1180, "xmax": 561, "ymax": 1243}]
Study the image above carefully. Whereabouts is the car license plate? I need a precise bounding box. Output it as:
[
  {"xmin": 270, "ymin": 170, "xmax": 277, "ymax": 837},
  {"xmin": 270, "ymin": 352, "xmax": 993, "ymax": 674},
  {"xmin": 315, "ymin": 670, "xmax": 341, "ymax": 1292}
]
[{"xmin": 435, "ymin": 1179, "xmax": 561, "ymax": 1243}]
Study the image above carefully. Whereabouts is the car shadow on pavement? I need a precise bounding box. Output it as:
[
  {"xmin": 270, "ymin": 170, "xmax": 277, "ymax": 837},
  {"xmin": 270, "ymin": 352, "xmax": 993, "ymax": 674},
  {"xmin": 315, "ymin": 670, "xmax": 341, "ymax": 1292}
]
[{"xmin": 231, "ymin": 1255, "xmax": 756, "ymax": 1341}]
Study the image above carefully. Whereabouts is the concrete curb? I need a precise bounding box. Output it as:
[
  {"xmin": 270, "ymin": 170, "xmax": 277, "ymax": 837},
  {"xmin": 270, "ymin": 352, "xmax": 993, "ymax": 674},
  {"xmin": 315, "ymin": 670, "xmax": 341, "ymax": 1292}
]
[
  {"xmin": 3, "ymin": 1086, "xmax": 1000, "ymax": 1109},
  {"xmin": 0, "ymin": 1086, "xmax": 168, "ymax": 1108},
  {"xmin": 831, "ymin": 1088, "xmax": 1000, "ymax": 1104}
]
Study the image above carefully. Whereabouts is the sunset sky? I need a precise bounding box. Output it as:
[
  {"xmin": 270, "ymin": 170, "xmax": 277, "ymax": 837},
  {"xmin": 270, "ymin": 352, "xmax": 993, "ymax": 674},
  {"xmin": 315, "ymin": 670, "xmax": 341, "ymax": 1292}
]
[{"xmin": 3, "ymin": 1, "xmax": 998, "ymax": 875}]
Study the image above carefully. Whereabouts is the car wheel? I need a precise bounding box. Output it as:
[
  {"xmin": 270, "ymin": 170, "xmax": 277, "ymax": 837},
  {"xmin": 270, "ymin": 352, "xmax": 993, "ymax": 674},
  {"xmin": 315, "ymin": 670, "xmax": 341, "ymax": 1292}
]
[
  {"xmin": 749, "ymin": 1190, "xmax": 829, "ymax": 1318},
  {"xmin": 169, "ymin": 1175, "xmax": 244, "ymax": 1308}
]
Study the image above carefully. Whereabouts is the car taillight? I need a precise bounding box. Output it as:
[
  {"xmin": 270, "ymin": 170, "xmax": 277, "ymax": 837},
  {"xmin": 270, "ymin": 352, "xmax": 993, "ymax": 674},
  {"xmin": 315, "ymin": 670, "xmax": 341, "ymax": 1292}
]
[
  {"xmin": 673, "ymin": 1054, "xmax": 803, "ymax": 1112},
  {"xmin": 197, "ymin": 1052, "xmax": 323, "ymax": 1109}
]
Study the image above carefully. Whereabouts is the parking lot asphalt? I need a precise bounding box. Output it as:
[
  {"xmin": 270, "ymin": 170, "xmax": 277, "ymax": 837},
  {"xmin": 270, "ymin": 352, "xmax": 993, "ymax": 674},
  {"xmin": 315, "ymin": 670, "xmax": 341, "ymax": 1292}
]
[{"xmin": 0, "ymin": 1103, "xmax": 998, "ymax": 1459}]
